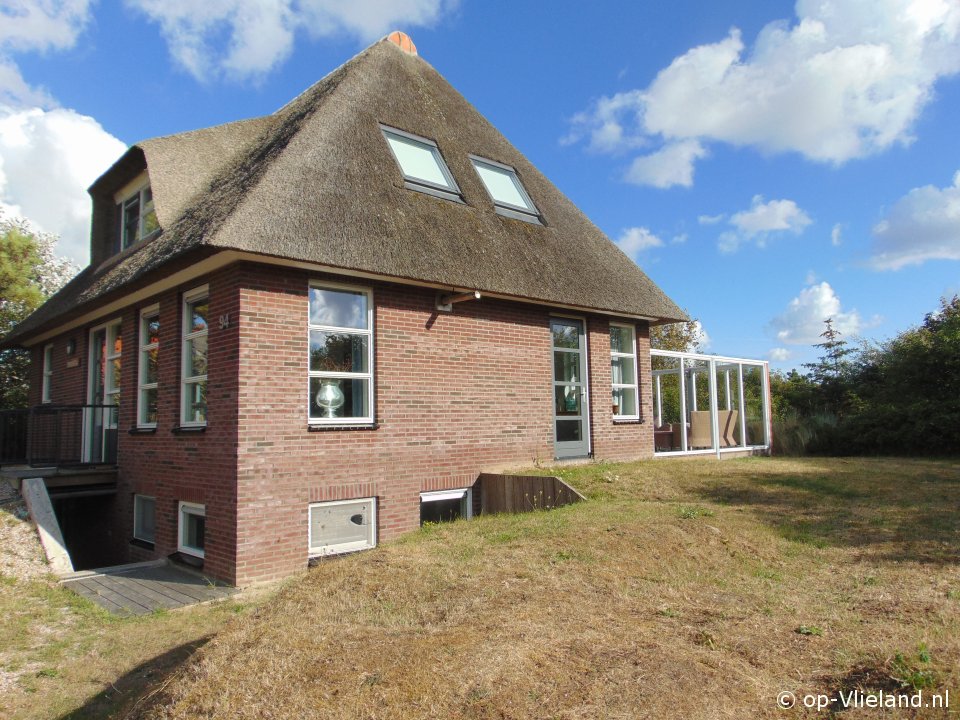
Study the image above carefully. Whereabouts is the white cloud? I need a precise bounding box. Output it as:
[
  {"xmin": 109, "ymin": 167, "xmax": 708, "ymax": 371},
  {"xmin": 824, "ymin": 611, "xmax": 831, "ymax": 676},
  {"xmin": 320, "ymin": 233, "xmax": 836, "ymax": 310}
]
[
  {"xmin": 670, "ymin": 233, "xmax": 688, "ymax": 245},
  {"xmin": 126, "ymin": 0, "xmax": 459, "ymax": 81},
  {"xmin": 567, "ymin": 0, "xmax": 960, "ymax": 186},
  {"xmin": 870, "ymin": 170, "xmax": 960, "ymax": 270},
  {"xmin": 718, "ymin": 195, "xmax": 812, "ymax": 252},
  {"xmin": 831, "ymin": 223, "xmax": 843, "ymax": 246},
  {"xmin": 617, "ymin": 226, "xmax": 664, "ymax": 257},
  {"xmin": 698, "ymin": 213, "xmax": 724, "ymax": 225},
  {"xmin": 768, "ymin": 347, "xmax": 791, "ymax": 362},
  {"xmin": 0, "ymin": 107, "xmax": 126, "ymax": 265},
  {"xmin": 625, "ymin": 139, "xmax": 706, "ymax": 189},
  {"xmin": 768, "ymin": 281, "xmax": 862, "ymax": 345}
]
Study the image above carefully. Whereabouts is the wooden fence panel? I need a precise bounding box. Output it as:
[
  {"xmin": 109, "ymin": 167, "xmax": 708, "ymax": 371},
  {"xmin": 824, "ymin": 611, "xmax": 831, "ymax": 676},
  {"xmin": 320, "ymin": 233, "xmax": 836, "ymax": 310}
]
[{"xmin": 475, "ymin": 473, "xmax": 584, "ymax": 515}]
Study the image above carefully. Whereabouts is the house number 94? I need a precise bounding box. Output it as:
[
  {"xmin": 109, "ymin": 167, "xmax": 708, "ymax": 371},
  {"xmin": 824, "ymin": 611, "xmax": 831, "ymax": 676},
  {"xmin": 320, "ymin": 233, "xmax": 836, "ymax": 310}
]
[{"xmin": 219, "ymin": 314, "xmax": 230, "ymax": 329}]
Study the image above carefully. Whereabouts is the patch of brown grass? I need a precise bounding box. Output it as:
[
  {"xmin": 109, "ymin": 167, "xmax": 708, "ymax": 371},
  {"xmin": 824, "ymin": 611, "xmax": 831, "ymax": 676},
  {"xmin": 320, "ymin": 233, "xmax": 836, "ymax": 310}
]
[{"xmin": 100, "ymin": 459, "xmax": 960, "ymax": 717}]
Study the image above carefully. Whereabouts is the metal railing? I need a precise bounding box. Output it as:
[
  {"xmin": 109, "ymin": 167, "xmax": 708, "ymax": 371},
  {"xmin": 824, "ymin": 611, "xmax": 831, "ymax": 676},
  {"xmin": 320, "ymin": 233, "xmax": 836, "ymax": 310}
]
[{"xmin": 0, "ymin": 405, "xmax": 119, "ymax": 467}]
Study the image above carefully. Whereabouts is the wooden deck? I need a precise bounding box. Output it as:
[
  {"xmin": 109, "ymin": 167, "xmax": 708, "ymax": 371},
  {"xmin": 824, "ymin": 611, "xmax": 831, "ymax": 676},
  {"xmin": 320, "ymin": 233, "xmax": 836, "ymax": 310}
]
[{"xmin": 61, "ymin": 561, "xmax": 237, "ymax": 616}]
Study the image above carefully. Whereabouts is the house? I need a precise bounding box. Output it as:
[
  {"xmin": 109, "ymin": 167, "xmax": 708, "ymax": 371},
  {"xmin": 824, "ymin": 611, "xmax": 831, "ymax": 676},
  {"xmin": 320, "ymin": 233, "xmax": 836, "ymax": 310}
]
[{"xmin": 1, "ymin": 32, "xmax": 768, "ymax": 586}]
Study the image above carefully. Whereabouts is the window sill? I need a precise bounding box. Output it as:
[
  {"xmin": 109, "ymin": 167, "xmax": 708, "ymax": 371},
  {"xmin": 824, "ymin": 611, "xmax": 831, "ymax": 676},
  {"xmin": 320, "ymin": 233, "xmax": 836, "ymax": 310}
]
[
  {"xmin": 403, "ymin": 181, "xmax": 464, "ymax": 204},
  {"xmin": 130, "ymin": 538, "xmax": 155, "ymax": 550},
  {"xmin": 612, "ymin": 418, "xmax": 644, "ymax": 425},
  {"xmin": 308, "ymin": 423, "xmax": 379, "ymax": 432},
  {"xmin": 128, "ymin": 426, "xmax": 157, "ymax": 435},
  {"xmin": 494, "ymin": 205, "xmax": 544, "ymax": 225},
  {"xmin": 172, "ymin": 425, "xmax": 207, "ymax": 434}
]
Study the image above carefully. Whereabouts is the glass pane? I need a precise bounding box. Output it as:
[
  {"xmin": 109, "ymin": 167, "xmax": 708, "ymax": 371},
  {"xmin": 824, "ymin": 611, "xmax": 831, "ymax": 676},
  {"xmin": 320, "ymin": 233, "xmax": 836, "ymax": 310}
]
[
  {"xmin": 555, "ymin": 385, "xmax": 582, "ymax": 416},
  {"xmin": 652, "ymin": 354, "xmax": 682, "ymax": 451},
  {"xmin": 743, "ymin": 365, "xmax": 767, "ymax": 446},
  {"xmin": 109, "ymin": 358, "xmax": 121, "ymax": 392},
  {"xmin": 123, "ymin": 196, "xmax": 140, "ymax": 248},
  {"xmin": 184, "ymin": 512, "xmax": 205, "ymax": 550},
  {"xmin": 385, "ymin": 133, "xmax": 451, "ymax": 188},
  {"xmin": 189, "ymin": 299, "xmax": 208, "ymax": 334},
  {"xmin": 555, "ymin": 419, "xmax": 582, "ymax": 443},
  {"xmin": 685, "ymin": 358, "xmax": 714, "ymax": 450},
  {"xmin": 310, "ymin": 377, "xmax": 370, "ymax": 420},
  {"xmin": 610, "ymin": 326, "xmax": 631, "ymax": 353},
  {"xmin": 420, "ymin": 497, "xmax": 465, "ymax": 525},
  {"xmin": 144, "ymin": 347, "xmax": 159, "ymax": 384},
  {"xmin": 144, "ymin": 315, "xmax": 160, "ymax": 345},
  {"xmin": 187, "ymin": 336, "xmax": 207, "ymax": 377},
  {"xmin": 141, "ymin": 206, "xmax": 159, "ymax": 237},
  {"xmin": 185, "ymin": 381, "xmax": 207, "ymax": 423},
  {"xmin": 141, "ymin": 387, "xmax": 158, "ymax": 424},
  {"xmin": 611, "ymin": 356, "xmax": 636, "ymax": 385},
  {"xmin": 311, "ymin": 502, "xmax": 370, "ymax": 549},
  {"xmin": 310, "ymin": 331, "xmax": 368, "ymax": 373},
  {"xmin": 309, "ymin": 287, "xmax": 368, "ymax": 329},
  {"xmin": 553, "ymin": 351, "xmax": 580, "ymax": 382},
  {"xmin": 551, "ymin": 320, "xmax": 580, "ymax": 349},
  {"xmin": 613, "ymin": 387, "xmax": 638, "ymax": 416},
  {"xmin": 473, "ymin": 161, "xmax": 533, "ymax": 210},
  {"xmin": 136, "ymin": 497, "xmax": 155, "ymax": 542},
  {"xmin": 716, "ymin": 363, "xmax": 742, "ymax": 447}
]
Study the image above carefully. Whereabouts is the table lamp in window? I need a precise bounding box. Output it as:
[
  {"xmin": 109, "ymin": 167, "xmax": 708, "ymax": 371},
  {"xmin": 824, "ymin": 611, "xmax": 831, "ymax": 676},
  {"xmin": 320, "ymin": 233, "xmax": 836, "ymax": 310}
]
[{"xmin": 315, "ymin": 380, "xmax": 345, "ymax": 418}]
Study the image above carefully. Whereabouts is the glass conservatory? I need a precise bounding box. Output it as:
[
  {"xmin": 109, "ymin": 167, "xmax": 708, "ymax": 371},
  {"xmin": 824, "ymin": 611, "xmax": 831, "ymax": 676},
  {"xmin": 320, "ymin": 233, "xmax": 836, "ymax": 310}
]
[{"xmin": 651, "ymin": 350, "xmax": 771, "ymax": 456}]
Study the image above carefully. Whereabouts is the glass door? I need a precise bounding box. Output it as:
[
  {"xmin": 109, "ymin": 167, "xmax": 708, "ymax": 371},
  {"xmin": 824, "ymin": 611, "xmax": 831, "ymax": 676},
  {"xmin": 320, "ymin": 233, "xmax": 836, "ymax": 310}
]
[
  {"xmin": 86, "ymin": 322, "xmax": 121, "ymax": 463},
  {"xmin": 551, "ymin": 318, "xmax": 590, "ymax": 458}
]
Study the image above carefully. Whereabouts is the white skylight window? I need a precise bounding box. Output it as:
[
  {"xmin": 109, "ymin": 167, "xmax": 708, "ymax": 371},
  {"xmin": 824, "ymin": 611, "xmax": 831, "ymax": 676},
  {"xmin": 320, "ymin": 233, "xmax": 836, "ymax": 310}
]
[
  {"xmin": 381, "ymin": 126, "xmax": 461, "ymax": 202},
  {"xmin": 470, "ymin": 156, "xmax": 541, "ymax": 224}
]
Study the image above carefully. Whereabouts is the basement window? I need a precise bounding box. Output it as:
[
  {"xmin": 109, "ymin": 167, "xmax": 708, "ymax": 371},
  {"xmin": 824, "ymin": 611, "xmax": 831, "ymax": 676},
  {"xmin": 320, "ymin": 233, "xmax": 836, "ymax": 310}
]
[
  {"xmin": 178, "ymin": 501, "xmax": 205, "ymax": 558},
  {"xmin": 308, "ymin": 498, "xmax": 376, "ymax": 556},
  {"xmin": 133, "ymin": 494, "xmax": 156, "ymax": 544},
  {"xmin": 470, "ymin": 156, "xmax": 542, "ymax": 224},
  {"xmin": 420, "ymin": 489, "xmax": 472, "ymax": 525},
  {"xmin": 381, "ymin": 126, "xmax": 462, "ymax": 202}
]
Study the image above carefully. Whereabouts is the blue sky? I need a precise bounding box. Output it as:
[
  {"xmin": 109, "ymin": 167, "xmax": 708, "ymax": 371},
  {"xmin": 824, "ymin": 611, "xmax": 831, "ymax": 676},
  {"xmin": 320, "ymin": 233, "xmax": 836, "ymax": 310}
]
[{"xmin": 1, "ymin": 0, "xmax": 959, "ymax": 371}]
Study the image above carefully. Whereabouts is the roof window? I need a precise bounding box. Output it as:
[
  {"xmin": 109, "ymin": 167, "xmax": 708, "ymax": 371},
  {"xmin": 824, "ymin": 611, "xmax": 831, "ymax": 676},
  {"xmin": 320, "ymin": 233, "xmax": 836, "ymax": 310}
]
[
  {"xmin": 381, "ymin": 126, "xmax": 462, "ymax": 202},
  {"xmin": 470, "ymin": 156, "xmax": 542, "ymax": 224}
]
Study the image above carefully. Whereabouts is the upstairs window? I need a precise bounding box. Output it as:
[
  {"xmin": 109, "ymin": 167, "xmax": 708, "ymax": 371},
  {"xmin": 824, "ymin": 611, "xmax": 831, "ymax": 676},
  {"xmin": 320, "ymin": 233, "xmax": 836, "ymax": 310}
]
[
  {"xmin": 42, "ymin": 344, "xmax": 53, "ymax": 403},
  {"xmin": 470, "ymin": 156, "xmax": 542, "ymax": 224},
  {"xmin": 120, "ymin": 184, "xmax": 159, "ymax": 250},
  {"xmin": 381, "ymin": 126, "xmax": 461, "ymax": 202},
  {"xmin": 181, "ymin": 287, "xmax": 208, "ymax": 426},
  {"xmin": 138, "ymin": 305, "xmax": 160, "ymax": 428}
]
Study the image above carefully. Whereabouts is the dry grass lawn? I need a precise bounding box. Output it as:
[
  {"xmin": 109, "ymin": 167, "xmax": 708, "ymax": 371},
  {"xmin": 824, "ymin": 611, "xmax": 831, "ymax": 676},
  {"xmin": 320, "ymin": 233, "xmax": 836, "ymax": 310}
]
[{"xmin": 133, "ymin": 457, "xmax": 960, "ymax": 719}]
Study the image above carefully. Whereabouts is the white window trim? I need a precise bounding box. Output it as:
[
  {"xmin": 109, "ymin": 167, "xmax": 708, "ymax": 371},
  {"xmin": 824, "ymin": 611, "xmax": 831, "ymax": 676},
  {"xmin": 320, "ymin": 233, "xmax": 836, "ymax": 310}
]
[
  {"xmin": 307, "ymin": 281, "xmax": 375, "ymax": 426},
  {"xmin": 120, "ymin": 180, "xmax": 159, "ymax": 250},
  {"xmin": 133, "ymin": 494, "xmax": 156, "ymax": 544},
  {"xmin": 41, "ymin": 343, "xmax": 53, "ymax": 404},
  {"xmin": 419, "ymin": 488, "xmax": 473, "ymax": 520},
  {"xmin": 469, "ymin": 154, "xmax": 542, "ymax": 223},
  {"xmin": 380, "ymin": 125, "xmax": 462, "ymax": 200},
  {"xmin": 180, "ymin": 285, "xmax": 208, "ymax": 427},
  {"xmin": 611, "ymin": 322, "xmax": 640, "ymax": 421},
  {"xmin": 178, "ymin": 501, "xmax": 205, "ymax": 558},
  {"xmin": 308, "ymin": 498, "xmax": 377, "ymax": 557},
  {"xmin": 137, "ymin": 304, "xmax": 160, "ymax": 428}
]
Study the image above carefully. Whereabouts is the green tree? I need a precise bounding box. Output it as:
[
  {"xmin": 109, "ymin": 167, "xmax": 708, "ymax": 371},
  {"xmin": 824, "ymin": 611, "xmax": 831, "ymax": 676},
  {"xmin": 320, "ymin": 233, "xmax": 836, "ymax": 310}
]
[
  {"xmin": 0, "ymin": 215, "xmax": 78, "ymax": 408},
  {"xmin": 650, "ymin": 313, "xmax": 705, "ymax": 352},
  {"xmin": 802, "ymin": 318, "xmax": 858, "ymax": 418}
]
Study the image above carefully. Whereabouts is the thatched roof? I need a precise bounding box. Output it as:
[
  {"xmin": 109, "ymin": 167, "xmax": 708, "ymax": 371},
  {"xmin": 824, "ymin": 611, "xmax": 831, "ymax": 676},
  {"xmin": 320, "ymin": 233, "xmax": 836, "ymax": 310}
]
[{"xmin": 6, "ymin": 35, "xmax": 685, "ymax": 346}]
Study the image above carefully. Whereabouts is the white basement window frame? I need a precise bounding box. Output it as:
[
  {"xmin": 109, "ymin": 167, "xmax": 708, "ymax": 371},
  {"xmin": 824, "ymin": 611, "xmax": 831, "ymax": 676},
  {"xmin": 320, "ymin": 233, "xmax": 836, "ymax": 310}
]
[
  {"xmin": 307, "ymin": 281, "xmax": 374, "ymax": 425},
  {"xmin": 178, "ymin": 501, "xmax": 205, "ymax": 558},
  {"xmin": 610, "ymin": 323, "xmax": 640, "ymax": 421},
  {"xmin": 380, "ymin": 125, "xmax": 462, "ymax": 203},
  {"xmin": 308, "ymin": 498, "xmax": 377, "ymax": 557},
  {"xmin": 181, "ymin": 286, "xmax": 208, "ymax": 426},
  {"xmin": 469, "ymin": 155, "xmax": 542, "ymax": 224},
  {"xmin": 419, "ymin": 488, "xmax": 473, "ymax": 525},
  {"xmin": 138, "ymin": 304, "xmax": 160, "ymax": 428},
  {"xmin": 41, "ymin": 343, "xmax": 53, "ymax": 403},
  {"xmin": 133, "ymin": 494, "xmax": 156, "ymax": 544},
  {"xmin": 120, "ymin": 182, "xmax": 159, "ymax": 250}
]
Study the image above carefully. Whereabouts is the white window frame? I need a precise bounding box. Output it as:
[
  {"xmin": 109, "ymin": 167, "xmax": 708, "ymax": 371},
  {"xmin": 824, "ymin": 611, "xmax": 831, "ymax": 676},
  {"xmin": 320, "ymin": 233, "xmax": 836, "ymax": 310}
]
[
  {"xmin": 181, "ymin": 286, "xmax": 208, "ymax": 427},
  {"xmin": 307, "ymin": 281, "xmax": 374, "ymax": 426},
  {"xmin": 610, "ymin": 322, "xmax": 640, "ymax": 421},
  {"xmin": 419, "ymin": 488, "xmax": 473, "ymax": 522},
  {"xmin": 178, "ymin": 501, "xmax": 205, "ymax": 558},
  {"xmin": 120, "ymin": 181, "xmax": 159, "ymax": 250},
  {"xmin": 133, "ymin": 494, "xmax": 156, "ymax": 544},
  {"xmin": 138, "ymin": 304, "xmax": 160, "ymax": 428},
  {"xmin": 41, "ymin": 343, "xmax": 53, "ymax": 403},
  {"xmin": 380, "ymin": 125, "xmax": 462, "ymax": 202},
  {"xmin": 308, "ymin": 498, "xmax": 377, "ymax": 557},
  {"xmin": 469, "ymin": 155, "xmax": 542, "ymax": 224}
]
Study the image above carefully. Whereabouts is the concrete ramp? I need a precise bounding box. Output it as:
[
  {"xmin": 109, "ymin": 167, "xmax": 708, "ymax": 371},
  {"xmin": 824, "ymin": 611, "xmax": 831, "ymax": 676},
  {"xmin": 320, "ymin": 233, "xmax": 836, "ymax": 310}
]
[{"xmin": 21, "ymin": 477, "xmax": 74, "ymax": 575}]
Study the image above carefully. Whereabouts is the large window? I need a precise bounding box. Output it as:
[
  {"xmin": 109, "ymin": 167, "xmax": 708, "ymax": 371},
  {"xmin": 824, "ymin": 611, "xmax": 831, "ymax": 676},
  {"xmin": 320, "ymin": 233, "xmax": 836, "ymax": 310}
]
[
  {"xmin": 41, "ymin": 344, "xmax": 53, "ymax": 403},
  {"xmin": 308, "ymin": 282, "xmax": 374, "ymax": 424},
  {"xmin": 610, "ymin": 324, "xmax": 639, "ymax": 420},
  {"xmin": 470, "ymin": 155, "xmax": 541, "ymax": 224},
  {"xmin": 178, "ymin": 501, "xmax": 205, "ymax": 558},
  {"xmin": 133, "ymin": 494, "xmax": 156, "ymax": 544},
  {"xmin": 381, "ymin": 126, "xmax": 461, "ymax": 201},
  {"xmin": 308, "ymin": 498, "xmax": 376, "ymax": 556},
  {"xmin": 138, "ymin": 305, "xmax": 160, "ymax": 428},
  {"xmin": 181, "ymin": 287, "xmax": 208, "ymax": 426},
  {"xmin": 120, "ymin": 184, "xmax": 159, "ymax": 250}
]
